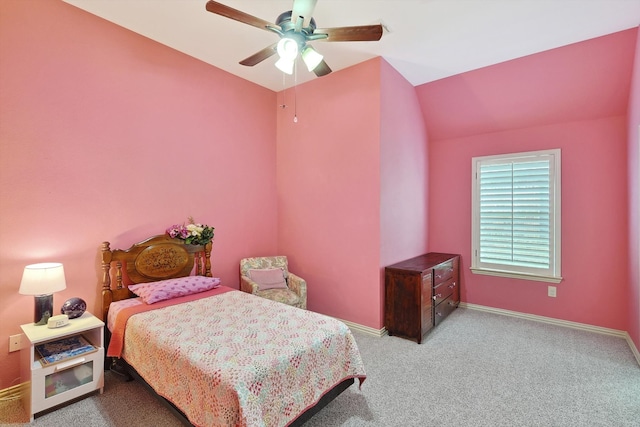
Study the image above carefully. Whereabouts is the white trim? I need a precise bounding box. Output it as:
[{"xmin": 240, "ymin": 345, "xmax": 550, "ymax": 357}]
[
  {"xmin": 470, "ymin": 267, "xmax": 562, "ymax": 283},
  {"xmin": 337, "ymin": 318, "xmax": 387, "ymax": 337},
  {"xmin": 471, "ymin": 149, "xmax": 562, "ymax": 281},
  {"xmin": 460, "ymin": 302, "xmax": 640, "ymax": 367},
  {"xmin": 628, "ymin": 332, "xmax": 640, "ymax": 367}
]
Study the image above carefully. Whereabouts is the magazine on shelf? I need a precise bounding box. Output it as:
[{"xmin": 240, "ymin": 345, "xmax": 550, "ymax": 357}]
[{"xmin": 35, "ymin": 335, "xmax": 97, "ymax": 366}]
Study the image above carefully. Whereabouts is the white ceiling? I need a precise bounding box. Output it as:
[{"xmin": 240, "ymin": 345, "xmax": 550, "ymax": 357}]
[{"xmin": 62, "ymin": 0, "xmax": 640, "ymax": 92}]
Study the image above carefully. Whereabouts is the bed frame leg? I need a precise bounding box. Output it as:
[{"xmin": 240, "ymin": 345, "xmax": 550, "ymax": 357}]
[{"xmin": 109, "ymin": 358, "xmax": 134, "ymax": 382}]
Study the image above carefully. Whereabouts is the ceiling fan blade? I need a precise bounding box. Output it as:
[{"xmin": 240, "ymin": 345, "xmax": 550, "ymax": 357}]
[
  {"xmin": 314, "ymin": 24, "xmax": 383, "ymax": 42},
  {"xmin": 239, "ymin": 43, "xmax": 278, "ymax": 66},
  {"xmin": 205, "ymin": 0, "xmax": 277, "ymax": 32},
  {"xmin": 291, "ymin": 0, "xmax": 317, "ymax": 28},
  {"xmin": 313, "ymin": 59, "xmax": 332, "ymax": 77}
]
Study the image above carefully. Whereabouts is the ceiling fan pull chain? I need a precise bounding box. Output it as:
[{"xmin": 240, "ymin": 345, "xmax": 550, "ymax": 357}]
[
  {"xmin": 279, "ymin": 72, "xmax": 287, "ymax": 109},
  {"xmin": 293, "ymin": 62, "xmax": 298, "ymax": 123}
]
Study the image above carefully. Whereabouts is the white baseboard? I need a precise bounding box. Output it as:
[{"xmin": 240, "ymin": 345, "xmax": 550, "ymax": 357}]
[
  {"xmin": 625, "ymin": 332, "xmax": 640, "ymax": 367},
  {"xmin": 460, "ymin": 302, "xmax": 640, "ymax": 367},
  {"xmin": 339, "ymin": 318, "xmax": 387, "ymax": 337}
]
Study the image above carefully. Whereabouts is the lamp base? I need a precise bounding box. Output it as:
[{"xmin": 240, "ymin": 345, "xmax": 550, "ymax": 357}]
[{"xmin": 34, "ymin": 294, "xmax": 53, "ymax": 326}]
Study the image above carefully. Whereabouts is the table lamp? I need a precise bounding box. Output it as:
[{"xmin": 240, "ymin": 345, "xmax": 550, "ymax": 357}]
[{"xmin": 19, "ymin": 263, "xmax": 67, "ymax": 325}]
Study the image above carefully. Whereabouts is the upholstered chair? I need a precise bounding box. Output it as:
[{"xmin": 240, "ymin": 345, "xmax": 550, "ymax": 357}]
[{"xmin": 239, "ymin": 256, "xmax": 307, "ymax": 309}]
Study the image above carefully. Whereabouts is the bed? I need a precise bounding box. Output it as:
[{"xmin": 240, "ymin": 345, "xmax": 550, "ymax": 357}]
[{"xmin": 100, "ymin": 234, "xmax": 366, "ymax": 427}]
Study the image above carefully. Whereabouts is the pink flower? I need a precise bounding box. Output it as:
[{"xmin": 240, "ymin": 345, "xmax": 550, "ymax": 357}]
[{"xmin": 166, "ymin": 217, "xmax": 214, "ymax": 245}]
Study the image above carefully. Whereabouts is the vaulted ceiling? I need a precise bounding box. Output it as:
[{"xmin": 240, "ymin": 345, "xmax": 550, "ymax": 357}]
[{"xmin": 62, "ymin": 0, "xmax": 640, "ymax": 91}]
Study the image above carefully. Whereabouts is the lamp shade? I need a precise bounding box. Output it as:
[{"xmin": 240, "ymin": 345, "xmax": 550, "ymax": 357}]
[
  {"xmin": 301, "ymin": 46, "xmax": 323, "ymax": 72},
  {"xmin": 19, "ymin": 263, "xmax": 67, "ymax": 296},
  {"xmin": 275, "ymin": 57, "xmax": 295, "ymax": 75}
]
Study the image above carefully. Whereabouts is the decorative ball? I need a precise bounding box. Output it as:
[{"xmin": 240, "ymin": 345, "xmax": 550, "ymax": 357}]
[{"xmin": 61, "ymin": 297, "xmax": 86, "ymax": 319}]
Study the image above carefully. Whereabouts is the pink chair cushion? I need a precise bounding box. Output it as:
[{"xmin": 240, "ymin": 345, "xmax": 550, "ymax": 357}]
[{"xmin": 248, "ymin": 268, "xmax": 288, "ymax": 290}]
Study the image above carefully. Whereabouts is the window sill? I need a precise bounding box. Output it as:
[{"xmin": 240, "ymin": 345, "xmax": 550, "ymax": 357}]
[{"xmin": 470, "ymin": 267, "xmax": 562, "ymax": 284}]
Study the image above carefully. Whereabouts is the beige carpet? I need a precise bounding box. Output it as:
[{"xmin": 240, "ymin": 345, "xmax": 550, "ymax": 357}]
[{"xmin": 2, "ymin": 308, "xmax": 639, "ymax": 426}]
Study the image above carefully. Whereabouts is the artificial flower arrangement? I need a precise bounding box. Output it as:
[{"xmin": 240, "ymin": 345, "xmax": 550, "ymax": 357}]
[{"xmin": 166, "ymin": 216, "xmax": 215, "ymax": 246}]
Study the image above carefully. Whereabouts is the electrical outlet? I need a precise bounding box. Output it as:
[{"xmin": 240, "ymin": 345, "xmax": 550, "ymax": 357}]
[
  {"xmin": 9, "ymin": 334, "xmax": 22, "ymax": 352},
  {"xmin": 548, "ymin": 286, "xmax": 557, "ymax": 298}
]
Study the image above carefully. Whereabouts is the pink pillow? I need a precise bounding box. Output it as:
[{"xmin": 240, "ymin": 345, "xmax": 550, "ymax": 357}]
[
  {"xmin": 129, "ymin": 276, "xmax": 221, "ymax": 304},
  {"xmin": 248, "ymin": 268, "xmax": 288, "ymax": 290}
]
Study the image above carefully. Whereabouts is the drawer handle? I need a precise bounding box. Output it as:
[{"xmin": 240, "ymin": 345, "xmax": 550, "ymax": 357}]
[
  {"xmin": 436, "ymin": 269, "xmax": 453, "ymax": 279},
  {"xmin": 55, "ymin": 357, "xmax": 86, "ymax": 372},
  {"xmin": 436, "ymin": 312, "xmax": 442, "ymax": 317},
  {"xmin": 448, "ymin": 282, "xmax": 456, "ymax": 289},
  {"xmin": 432, "ymin": 293, "xmax": 442, "ymax": 301}
]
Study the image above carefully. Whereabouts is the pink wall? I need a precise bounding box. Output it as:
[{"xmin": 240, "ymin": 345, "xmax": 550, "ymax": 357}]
[
  {"xmin": 627, "ymin": 28, "xmax": 640, "ymax": 351},
  {"xmin": 379, "ymin": 60, "xmax": 429, "ymax": 320},
  {"xmin": 276, "ymin": 59, "xmax": 382, "ymax": 328},
  {"xmin": 427, "ymin": 119, "xmax": 628, "ymax": 328},
  {"xmin": 419, "ymin": 29, "xmax": 636, "ymax": 141},
  {"xmin": 418, "ymin": 30, "xmax": 636, "ymax": 330},
  {"xmin": 276, "ymin": 58, "xmax": 428, "ymax": 330},
  {"xmin": 0, "ymin": 0, "xmax": 278, "ymax": 388}
]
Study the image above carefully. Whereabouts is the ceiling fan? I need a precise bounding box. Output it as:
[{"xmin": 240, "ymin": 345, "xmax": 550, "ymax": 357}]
[{"xmin": 205, "ymin": 0, "xmax": 383, "ymax": 77}]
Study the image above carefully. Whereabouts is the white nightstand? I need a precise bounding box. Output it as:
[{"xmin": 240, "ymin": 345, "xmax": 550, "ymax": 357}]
[{"xmin": 20, "ymin": 312, "xmax": 104, "ymax": 421}]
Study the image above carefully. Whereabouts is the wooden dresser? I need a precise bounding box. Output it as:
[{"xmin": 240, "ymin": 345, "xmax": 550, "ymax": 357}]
[{"xmin": 384, "ymin": 253, "xmax": 460, "ymax": 343}]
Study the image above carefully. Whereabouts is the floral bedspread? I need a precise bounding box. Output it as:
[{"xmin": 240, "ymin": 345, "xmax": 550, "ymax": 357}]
[{"xmin": 114, "ymin": 288, "xmax": 366, "ymax": 427}]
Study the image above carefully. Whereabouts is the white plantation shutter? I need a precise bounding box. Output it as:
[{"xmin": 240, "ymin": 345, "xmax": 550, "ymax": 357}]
[{"xmin": 472, "ymin": 150, "xmax": 562, "ymax": 282}]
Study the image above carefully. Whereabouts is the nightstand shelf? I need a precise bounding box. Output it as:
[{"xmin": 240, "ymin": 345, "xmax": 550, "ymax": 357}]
[{"xmin": 20, "ymin": 312, "xmax": 104, "ymax": 421}]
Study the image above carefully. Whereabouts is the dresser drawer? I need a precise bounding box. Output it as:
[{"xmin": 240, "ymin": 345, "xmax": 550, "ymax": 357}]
[
  {"xmin": 432, "ymin": 278, "xmax": 456, "ymax": 305},
  {"xmin": 434, "ymin": 296, "xmax": 457, "ymax": 326},
  {"xmin": 31, "ymin": 348, "xmax": 104, "ymax": 414},
  {"xmin": 433, "ymin": 260, "xmax": 455, "ymax": 286}
]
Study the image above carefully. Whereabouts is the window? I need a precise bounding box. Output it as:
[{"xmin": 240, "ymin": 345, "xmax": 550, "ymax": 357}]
[{"xmin": 471, "ymin": 149, "xmax": 562, "ymax": 283}]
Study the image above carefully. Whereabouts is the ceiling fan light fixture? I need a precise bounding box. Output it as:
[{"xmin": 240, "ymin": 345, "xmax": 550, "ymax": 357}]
[
  {"xmin": 275, "ymin": 57, "xmax": 295, "ymax": 75},
  {"xmin": 206, "ymin": 0, "xmax": 384, "ymax": 79},
  {"xmin": 301, "ymin": 45, "xmax": 323, "ymax": 72},
  {"xmin": 276, "ymin": 37, "xmax": 299, "ymax": 61}
]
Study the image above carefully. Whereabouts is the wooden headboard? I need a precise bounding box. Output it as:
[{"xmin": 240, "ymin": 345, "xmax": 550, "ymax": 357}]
[{"xmin": 100, "ymin": 234, "xmax": 212, "ymax": 320}]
